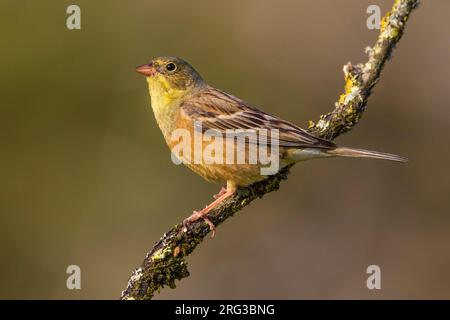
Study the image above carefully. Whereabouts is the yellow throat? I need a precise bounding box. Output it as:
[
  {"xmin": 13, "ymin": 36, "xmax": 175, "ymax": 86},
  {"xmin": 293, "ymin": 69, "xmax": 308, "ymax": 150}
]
[{"xmin": 146, "ymin": 75, "xmax": 186, "ymax": 137}]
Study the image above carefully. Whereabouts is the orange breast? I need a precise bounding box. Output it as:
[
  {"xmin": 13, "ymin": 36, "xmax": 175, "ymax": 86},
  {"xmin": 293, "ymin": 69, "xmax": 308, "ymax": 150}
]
[{"xmin": 165, "ymin": 112, "xmax": 290, "ymax": 186}]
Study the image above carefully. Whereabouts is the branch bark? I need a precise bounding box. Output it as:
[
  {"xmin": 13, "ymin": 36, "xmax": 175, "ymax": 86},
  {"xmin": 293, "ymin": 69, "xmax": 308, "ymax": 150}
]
[{"xmin": 121, "ymin": 0, "xmax": 420, "ymax": 300}]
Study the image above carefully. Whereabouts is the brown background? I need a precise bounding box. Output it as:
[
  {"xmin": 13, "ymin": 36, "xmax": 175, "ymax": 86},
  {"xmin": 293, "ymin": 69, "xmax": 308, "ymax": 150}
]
[{"xmin": 1, "ymin": 0, "xmax": 449, "ymax": 299}]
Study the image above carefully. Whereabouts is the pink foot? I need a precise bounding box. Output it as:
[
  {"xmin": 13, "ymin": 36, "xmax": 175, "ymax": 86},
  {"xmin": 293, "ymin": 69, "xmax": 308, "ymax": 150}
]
[
  {"xmin": 213, "ymin": 186, "xmax": 227, "ymax": 199},
  {"xmin": 183, "ymin": 210, "xmax": 216, "ymax": 238},
  {"xmin": 182, "ymin": 185, "xmax": 234, "ymax": 238}
]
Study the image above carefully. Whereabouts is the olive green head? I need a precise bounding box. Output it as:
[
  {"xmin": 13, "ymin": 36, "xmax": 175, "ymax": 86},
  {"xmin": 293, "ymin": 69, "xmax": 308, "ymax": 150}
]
[{"xmin": 136, "ymin": 57, "xmax": 204, "ymax": 97}]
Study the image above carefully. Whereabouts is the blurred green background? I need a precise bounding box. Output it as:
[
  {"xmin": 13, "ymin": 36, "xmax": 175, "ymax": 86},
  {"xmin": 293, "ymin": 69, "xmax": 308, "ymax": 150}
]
[{"xmin": 1, "ymin": 0, "xmax": 449, "ymax": 299}]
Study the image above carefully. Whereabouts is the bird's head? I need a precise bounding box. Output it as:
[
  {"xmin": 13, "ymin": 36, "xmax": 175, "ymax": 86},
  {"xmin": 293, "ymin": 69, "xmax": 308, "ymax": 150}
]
[{"xmin": 136, "ymin": 57, "xmax": 204, "ymax": 102}]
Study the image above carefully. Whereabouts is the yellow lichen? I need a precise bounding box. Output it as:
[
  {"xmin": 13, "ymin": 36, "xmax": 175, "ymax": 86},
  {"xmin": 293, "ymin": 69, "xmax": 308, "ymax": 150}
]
[
  {"xmin": 152, "ymin": 246, "xmax": 173, "ymax": 262},
  {"xmin": 380, "ymin": 12, "xmax": 391, "ymax": 33},
  {"xmin": 338, "ymin": 74, "xmax": 359, "ymax": 105},
  {"xmin": 389, "ymin": 27, "xmax": 399, "ymax": 39}
]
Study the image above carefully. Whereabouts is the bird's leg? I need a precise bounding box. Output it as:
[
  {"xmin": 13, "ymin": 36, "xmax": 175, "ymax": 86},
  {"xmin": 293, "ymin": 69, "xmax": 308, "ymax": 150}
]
[
  {"xmin": 183, "ymin": 184, "xmax": 235, "ymax": 238},
  {"xmin": 213, "ymin": 185, "xmax": 227, "ymax": 199}
]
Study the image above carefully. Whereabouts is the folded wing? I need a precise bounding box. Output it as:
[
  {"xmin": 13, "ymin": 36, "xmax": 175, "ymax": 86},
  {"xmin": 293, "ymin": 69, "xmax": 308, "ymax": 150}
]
[{"xmin": 180, "ymin": 86, "xmax": 336, "ymax": 149}]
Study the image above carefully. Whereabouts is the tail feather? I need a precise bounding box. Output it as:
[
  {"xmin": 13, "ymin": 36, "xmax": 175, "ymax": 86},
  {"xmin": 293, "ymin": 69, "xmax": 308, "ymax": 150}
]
[{"xmin": 327, "ymin": 147, "xmax": 408, "ymax": 163}]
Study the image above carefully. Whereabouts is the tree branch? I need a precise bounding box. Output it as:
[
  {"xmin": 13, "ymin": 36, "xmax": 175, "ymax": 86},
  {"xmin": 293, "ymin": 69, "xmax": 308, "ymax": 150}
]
[{"xmin": 121, "ymin": 0, "xmax": 420, "ymax": 300}]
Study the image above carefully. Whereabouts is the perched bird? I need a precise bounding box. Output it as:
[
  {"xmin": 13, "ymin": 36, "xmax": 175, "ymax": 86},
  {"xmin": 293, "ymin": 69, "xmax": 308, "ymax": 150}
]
[{"xmin": 136, "ymin": 56, "xmax": 406, "ymax": 236}]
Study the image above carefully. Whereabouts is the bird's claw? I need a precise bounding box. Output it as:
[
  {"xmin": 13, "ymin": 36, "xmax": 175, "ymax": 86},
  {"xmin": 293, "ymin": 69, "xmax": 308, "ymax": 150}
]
[
  {"xmin": 183, "ymin": 211, "xmax": 216, "ymax": 238},
  {"xmin": 202, "ymin": 215, "xmax": 216, "ymax": 238}
]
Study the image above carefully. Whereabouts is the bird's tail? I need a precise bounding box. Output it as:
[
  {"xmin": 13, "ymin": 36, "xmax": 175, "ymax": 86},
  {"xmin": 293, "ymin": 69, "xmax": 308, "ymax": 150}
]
[{"xmin": 326, "ymin": 147, "xmax": 408, "ymax": 162}]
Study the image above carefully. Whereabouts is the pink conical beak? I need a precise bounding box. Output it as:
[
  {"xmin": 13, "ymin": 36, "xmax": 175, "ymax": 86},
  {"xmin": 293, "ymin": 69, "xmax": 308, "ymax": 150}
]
[{"xmin": 136, "ymin": 63, "xmax": 155, "ymax": 76}]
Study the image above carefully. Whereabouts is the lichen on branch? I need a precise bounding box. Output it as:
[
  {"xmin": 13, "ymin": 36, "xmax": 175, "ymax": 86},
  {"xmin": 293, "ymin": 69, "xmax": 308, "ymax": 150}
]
[
  {"xmin": 121, "ymin": 0, "xmax": 420, "ymax": 300},
  {"xmin": 308, "ymin": 0, "xmax": 419, "ymax": 141}
]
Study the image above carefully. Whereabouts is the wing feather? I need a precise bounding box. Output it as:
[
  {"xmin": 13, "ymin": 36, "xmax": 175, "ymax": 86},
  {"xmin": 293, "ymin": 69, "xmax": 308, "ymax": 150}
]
[{"xmin": 180, "ymin": 86, "xmax": 335, "ymax": 149}]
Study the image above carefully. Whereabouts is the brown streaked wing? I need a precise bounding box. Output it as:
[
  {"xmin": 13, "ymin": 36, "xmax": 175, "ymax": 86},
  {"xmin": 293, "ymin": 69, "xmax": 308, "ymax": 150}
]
[{"xmin": 180, "ymin": 86, "xmax": 336, "ymax": 149}]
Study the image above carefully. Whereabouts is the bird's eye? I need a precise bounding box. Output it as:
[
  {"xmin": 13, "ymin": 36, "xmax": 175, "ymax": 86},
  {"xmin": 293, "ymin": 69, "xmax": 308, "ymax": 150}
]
[{"xmin": 166, "ymin": 63, "xmax": 176, "ymax": 72}]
